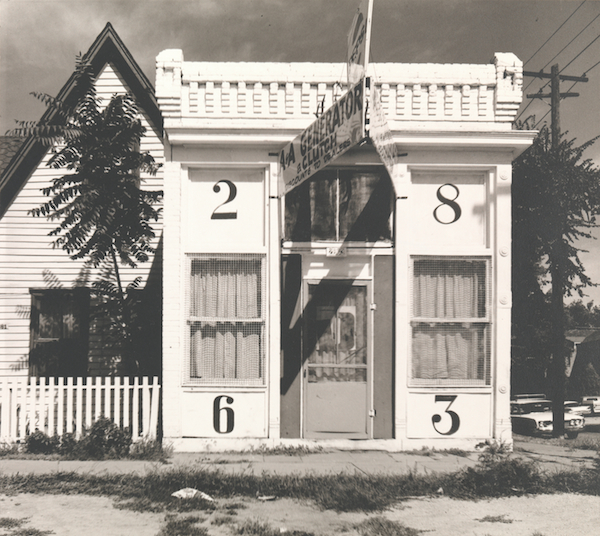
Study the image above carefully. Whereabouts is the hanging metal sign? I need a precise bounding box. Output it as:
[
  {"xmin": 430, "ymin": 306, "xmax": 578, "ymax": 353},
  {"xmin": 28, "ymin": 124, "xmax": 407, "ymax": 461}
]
[
  {"xmin": 278, "ymin": 78, "xmax": 366, "ymax": 197},
  {"xmin": 347, "ymin": 0, "xmax": 373, "ymax": 86},
  {"xmin": 368, "ymin": 81, "xmax": 400, "ymax": 183}
]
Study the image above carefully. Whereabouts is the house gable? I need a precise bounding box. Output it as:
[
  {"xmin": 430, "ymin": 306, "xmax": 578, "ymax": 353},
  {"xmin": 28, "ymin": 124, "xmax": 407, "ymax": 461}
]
[
  {"xmin": 0, "ymin": 24, "xmax": 164, "ymax": 376},
  {"xmin": 0, "ymin": 22, "xmax": 162, "ymax": 218}
]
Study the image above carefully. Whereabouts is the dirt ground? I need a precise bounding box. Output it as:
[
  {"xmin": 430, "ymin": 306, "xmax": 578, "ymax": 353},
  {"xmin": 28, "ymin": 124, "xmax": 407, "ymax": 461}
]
[{"xmin": 1, "ymin": 492, "xmax": 599, "ymax": 536}]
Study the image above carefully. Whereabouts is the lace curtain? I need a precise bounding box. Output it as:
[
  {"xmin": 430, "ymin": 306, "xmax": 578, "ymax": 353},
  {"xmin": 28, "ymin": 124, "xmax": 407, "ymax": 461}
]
[
  {"xmin": 189, "ymin": 257, "xmax": 263, "ymax": 382},
  {"xmin": 412, "ymin": 259, "xmax": 488, "ymax": 384}
]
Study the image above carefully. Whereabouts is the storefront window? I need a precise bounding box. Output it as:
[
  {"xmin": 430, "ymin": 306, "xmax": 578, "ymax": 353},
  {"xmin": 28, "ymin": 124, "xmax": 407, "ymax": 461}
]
[
  {"xmin": 284, "ymin": 168, "xmax": 392, "ymax": 242},
  {"xmin": 410, "ymin": 257, "xmax": 490, "ymax": 386},
  {"xmin": 187, "ymin": 254, "xmax": 265, "ymax": 385}
]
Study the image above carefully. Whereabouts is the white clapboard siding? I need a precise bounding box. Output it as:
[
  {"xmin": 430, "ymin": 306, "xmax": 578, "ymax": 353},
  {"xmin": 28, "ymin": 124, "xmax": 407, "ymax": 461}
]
[
  {"xmin": 0, "ymin": 376, "xmax": 160, "ymax": 441},
  {"xmin": 0, "ymin": 62, "xmax": 164, "ymax": 375}
]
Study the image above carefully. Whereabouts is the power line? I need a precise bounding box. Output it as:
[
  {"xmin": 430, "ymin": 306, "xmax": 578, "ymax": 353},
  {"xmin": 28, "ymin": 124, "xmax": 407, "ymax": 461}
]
[
  {"xmin": 561, "ymin": 33, "xmax": 600, "ymax": 72},
  {"xmin": 518, "ymin": 34, "xmax": 599, "ymax": 123},
  {"xmin": 532, "ymin": 58, "xmax": 600, "ymax": 130},
  {"xmin": 523, "ymin": 11, "xmax": 599, "ymax": 93},
  {"xmin": 538, "ymin": 14, "xmax": 600, "ymax": 75},
  {"xmin": 524, "ymin": 0, "xmax": 587, "ymax": 65}
]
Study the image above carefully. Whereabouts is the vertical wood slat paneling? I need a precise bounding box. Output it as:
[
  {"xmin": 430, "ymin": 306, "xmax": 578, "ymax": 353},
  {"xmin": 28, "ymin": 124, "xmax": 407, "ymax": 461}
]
[
  {"xmin": 114, "ymin": 377, "xmax": 121, "ymax": 426},
  {"xmin": 95, "ymin": 377, "xmax": 102, "ymax": 421},
  {"xmin": 47, "ymin": 378, "xmax": 55, "ymax": 435},
  {"xmin": 57, "ymin": 380, "xmax": 65, "ymax": 436},
  {"xmin": 66, "ymin": 377, "xmax": 74, "ymax": 434},
  {"xmin": 0, "ymin": 377, "xmax": 160, "ymax": 442},
  {"xmin": 85, "ymin": 378, "xmax": 93, "ymax": 428},
  {"xmin": 75, "ymin": 378, "xmax": 84, "ymax": 437},
  {"xmin": 132, "ymin": 377, "xmax": 140, "ymax": 438}
]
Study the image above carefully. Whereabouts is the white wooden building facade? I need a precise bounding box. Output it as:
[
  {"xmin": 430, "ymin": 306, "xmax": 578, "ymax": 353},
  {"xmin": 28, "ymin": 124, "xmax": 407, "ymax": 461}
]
[{"xmin": 157, "ymin": 50, "xmax": 536, "ymax": 451}]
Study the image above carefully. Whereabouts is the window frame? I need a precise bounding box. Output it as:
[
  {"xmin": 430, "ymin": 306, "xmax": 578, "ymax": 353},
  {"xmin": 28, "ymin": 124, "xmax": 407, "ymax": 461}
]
[
  {"xmin": 409, "ymin": 255, "xmax": 492, "ymax": 387},
  {"xmin": 283, "ymin": 166, "xmax": 394, "ymax": 244},
  {"xmin": 28, "ymin": 287, "xmax": 90, "ymax": 377},
  {"xmin": 184, "ymin": 253, "xmax": 267, "ymax": 387}
]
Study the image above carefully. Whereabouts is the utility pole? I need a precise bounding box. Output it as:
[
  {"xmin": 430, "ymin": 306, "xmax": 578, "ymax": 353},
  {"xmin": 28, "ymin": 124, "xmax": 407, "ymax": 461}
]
[{"xmin": 523, "ymin": 64, "xmax": 588, "ymax": 436}]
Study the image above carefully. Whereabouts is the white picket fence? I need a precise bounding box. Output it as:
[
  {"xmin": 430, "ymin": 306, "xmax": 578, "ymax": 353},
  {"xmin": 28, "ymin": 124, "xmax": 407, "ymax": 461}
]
[{"xmin": 0, "ymin": 376, "xmax": 160, "ymax": 442}]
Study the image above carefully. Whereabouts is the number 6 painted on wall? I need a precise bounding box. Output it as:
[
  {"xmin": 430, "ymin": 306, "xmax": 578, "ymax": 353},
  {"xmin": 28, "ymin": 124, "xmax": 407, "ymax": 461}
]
[
  {"xmin": 432, "ymin": 394, "xmax": 460, "ymax": 435},
  {"xmin": 213, "ymin": 395, "xmax": 235, "ymax": 433}
]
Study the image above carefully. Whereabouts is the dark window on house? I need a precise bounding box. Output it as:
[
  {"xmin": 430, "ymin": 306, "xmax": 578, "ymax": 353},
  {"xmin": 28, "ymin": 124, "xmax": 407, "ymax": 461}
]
[
  {"xmin": 284, "ymin": 168, "xmax": 392, "ymax": 242},
  {"xmin": 29, "ymin": 288, "xmax": 90, "ymax": 377}
]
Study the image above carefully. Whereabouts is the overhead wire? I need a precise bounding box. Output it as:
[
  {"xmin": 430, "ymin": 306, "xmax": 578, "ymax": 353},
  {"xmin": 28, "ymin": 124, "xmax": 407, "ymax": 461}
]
[
  {"xmin": 524, "ymin": 0, "xmax": 587, "ymax": 66},
  {"xmin": 532, "ymin": 57, "xmax": 600, "ymax": 130},
  {"xmin": 523, "ymin": 12, "xmax": 600, "ymax": 93},
  {"xmin": 560, "ymin": 33, "xmax": 600, "ymax": 73},
  {"xmin": 517, "ymin": 18, "xmax": 600, "ymax": 124}
]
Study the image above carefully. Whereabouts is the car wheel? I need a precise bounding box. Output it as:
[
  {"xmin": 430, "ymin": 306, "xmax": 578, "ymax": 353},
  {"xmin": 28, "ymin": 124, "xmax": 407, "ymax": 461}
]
[{"xmin": 565, "ymin": 431, "xmax": 579, "ymax": 439}]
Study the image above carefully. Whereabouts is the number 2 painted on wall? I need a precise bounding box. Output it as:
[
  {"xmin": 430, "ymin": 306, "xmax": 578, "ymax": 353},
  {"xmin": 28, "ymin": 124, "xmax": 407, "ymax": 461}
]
[
  {"xmin": 211, "ymin": 180, "xmax": 238, "ymax": 220},
  {"xmin": 432, "ymin": 395, "xmax": 460, "ymax": 435}
]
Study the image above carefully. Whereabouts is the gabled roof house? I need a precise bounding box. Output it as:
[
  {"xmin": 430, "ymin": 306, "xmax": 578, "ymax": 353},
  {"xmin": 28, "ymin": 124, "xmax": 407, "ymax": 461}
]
[{"xmin": 0, "ymin": 23, "xmax": 164, "ymax": 378}]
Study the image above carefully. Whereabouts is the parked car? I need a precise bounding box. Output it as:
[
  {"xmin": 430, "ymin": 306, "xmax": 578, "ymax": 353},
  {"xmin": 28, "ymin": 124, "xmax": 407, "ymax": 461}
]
[
  {"xmin": 581, "ymin": 396, "xmax": 600, "ymax": 414},
  {"xmin": 564, "ymin": 400, "xmax": 592, "ymax": 415},
  {"xmin": 510, "ymin": 398, "xmax": 585, "ymax": 439}
]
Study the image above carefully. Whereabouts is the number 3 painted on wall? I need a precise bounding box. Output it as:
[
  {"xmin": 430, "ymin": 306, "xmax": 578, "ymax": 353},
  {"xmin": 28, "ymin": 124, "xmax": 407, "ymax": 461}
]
[{"xmin": 432, "ymin": 395, "xmax": 460, "ymax": 435}]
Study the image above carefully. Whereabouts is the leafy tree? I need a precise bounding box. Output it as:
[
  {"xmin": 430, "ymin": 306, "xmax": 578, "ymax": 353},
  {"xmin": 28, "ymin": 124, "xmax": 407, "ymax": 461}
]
[
  {"xmin": 8, "ymin": 57, "xmax": 163, "ymax": 375},
  {"xmin": 512, "ymin": 122, "xmax": 600, "ymax": 434},
  {"xmin": 565, "ymin": 300, "xmax": 600, "ymax": 329},
  {"xmin": 568, "ymin": 361, "xmax": 600, "ymax": 400}
]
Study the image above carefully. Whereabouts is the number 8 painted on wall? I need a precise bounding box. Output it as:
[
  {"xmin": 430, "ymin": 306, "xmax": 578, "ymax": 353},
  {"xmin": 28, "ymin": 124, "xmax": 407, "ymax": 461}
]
[{"xmin": 433, "ymin": 183, "xmax": 461, "ymax": 225}]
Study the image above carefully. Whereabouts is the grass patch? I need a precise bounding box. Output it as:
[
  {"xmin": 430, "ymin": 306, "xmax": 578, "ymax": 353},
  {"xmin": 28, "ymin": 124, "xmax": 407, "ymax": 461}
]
[
  {"xmin": 158, "ymin": 515, "xmax": 207, "ymax": 536},
  {"xmin": 211, "ymin": 514, "xmax": 236, "ymax": 525},
  {"xmin": 0, "ymin": 518, "xmax": 27, "ymax": 529},
  {"xmin": 10, "ymin": 529, "xmax": 53, "ymax": 536},
  {"xmin": 236, "ymin": 519, "xmax": 280, "ymax": 536},
  {"xmin": 0, "ymin": 518, "xmax": 53, "ymax": 536},
  {"xmin": 236, "ymin": 519, "xmax": 314, "ymax": 536},
  {"xmin": 406, "ymin": 446, "xmax": 469, "ymax": 458},
  {"xmin": 129, "ymin": 438, "xmax": 173, "ymax": 462},
  {"xmin": 221, "ymin": 501, "xmax": 247, "ymax": 510},
  {"xmin": 0, "ymin": 444, "xmax": 22, "ymax": 458},
  {"xmin": 514, "ymin": 433, "xmax": 600, "ymax": 451},
  {"xmin": 1, "ymin": 420, "xmax": 171, "ymax": 462},
  {"xmin": 353, "ymin": 517, "xmax": 423, "ymax": 536},
  {"xmin": 247, "ymin": 444, "xmax": 324, "ymax": 456},
  {"xmin": 1, "ymin": 451, "xmax": 600, "ymax": 513},
  {"xmin": 477, "ymin": 514, "xmax": 513, "ymax": 523}
]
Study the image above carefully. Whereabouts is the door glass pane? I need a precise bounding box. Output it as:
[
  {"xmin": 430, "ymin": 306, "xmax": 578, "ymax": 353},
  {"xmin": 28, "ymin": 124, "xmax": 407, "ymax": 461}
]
[{"xmin": 306, "ymin": 283, "xmax": 367, "ymax": 382}]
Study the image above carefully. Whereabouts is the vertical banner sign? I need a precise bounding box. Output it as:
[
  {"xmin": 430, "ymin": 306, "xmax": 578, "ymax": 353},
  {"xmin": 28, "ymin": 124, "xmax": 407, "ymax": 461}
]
[
  {"xmin": 368, "ymin": 82, "xmax": 399, "ymax": 182},
  {"xmin": 278, "ymin": 78, "xmax": 366, "ymax": 197},
  {"xmin": 347, "ymin": 0, "xmax": 374, "ymax": 86}
]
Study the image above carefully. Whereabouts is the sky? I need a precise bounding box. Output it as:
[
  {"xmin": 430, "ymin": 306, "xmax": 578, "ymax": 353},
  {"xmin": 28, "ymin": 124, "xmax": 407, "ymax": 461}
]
[{"xmin": 1, "ymin": 0, "xmax": 599, "ymax": 299}]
